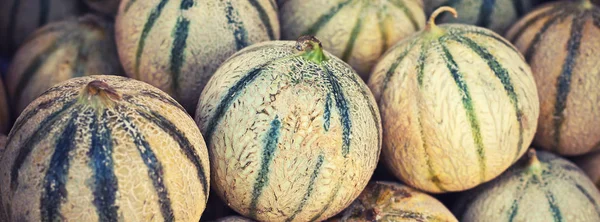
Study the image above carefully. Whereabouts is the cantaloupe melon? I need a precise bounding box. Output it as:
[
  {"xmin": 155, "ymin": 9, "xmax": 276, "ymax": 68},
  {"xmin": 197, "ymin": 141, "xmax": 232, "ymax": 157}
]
[
  {"xmin": 195, "ymin": 36, "xmax": 381, "ymax": 222},
  {"xmin": 0, "ymin": 77, "xmax": 9, "ymax": 135},
  {"xmin": 368, "ymin": 7, "xmax": 540, "ymax": 193},
  {"xmin": 0, "ymin": 0, "xmax": 82, "ymax": 55},
  {"xmin": 279, "ymin": 0, "xmax": 426, "ymax": 79},
  {"xmin": 505, "ymin": 0, "xmax": 600, "ymax": 156},
  {"xmin": 116, "ymin": 0, "xmax": 280, "ymax": 113},
  {"xmin": 0, "ymin": 75, "xmax": 210, "ymax": 221},
  {"xmin": 575, "ymin": 151, "xmax": 600, "ymax": 190},
  {"xmin": 6, "ymin": 14, "xmax": 123, "ymax": 116},
  {"xmin": 330, "ymin": 181, "xmax": 458, "ymax": 222},
  {"xmin": 455, "ymin": 149, "xmax": 600, "ymax": 221},
  {"xmin": 424, "ymin": 0, "xmax": 540, "ymax": 34}
]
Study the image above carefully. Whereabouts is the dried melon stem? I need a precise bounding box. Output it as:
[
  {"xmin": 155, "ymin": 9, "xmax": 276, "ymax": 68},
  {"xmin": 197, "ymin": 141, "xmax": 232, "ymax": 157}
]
[
  {"xmin": 424, "ymin": 6, "xmax": 458, "ymax": 39},
  {"xmin": 296, "ymin": 35, "xmax": 328, "ymax": 64},
  {"xmin": 526, "ymin": 149, "xmax": 543, "ymax": 175},
  {"xmin": 80, "ymin": 80, "xmax": 121, "ymax": 109}
]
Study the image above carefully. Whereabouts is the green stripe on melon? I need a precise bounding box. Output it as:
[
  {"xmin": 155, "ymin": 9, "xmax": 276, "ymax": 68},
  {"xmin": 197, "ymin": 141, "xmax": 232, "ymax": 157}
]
[
  {"xmin": 116, "ymin": 0, "xmax": 280, "ymax": 113},
  {"xmin": 368, "ymin": 7, "xmax": 539, "ymax": 193},
  {"xmin": 6, "ymin": 14, "xmax": 124, "ymax": 116},
  {"xmin": 0, "ymin": 0, "xmax": 82, "ymax": 55},
  {"xmin": 455, "ymin": 149, "xmax": 600, "ymax": 222},
  {"xmin": 195, "ymin": 36, "xmax": 381, "ymax": 222},
  {"xmin": 505, "ymin": 0, "xmax": 600, "ymax": 156},
  {"xmin": 280, "ymin": 0, "xmax": 426, "ymax": 79},
  {"xmin": 0, "ymin": 76, "xmax": 210, "ymax": 221}
]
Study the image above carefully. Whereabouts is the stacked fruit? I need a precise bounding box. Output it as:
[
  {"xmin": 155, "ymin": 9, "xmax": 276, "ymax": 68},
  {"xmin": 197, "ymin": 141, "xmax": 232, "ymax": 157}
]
[{"xmin": 0, "ymin": 0, "xmax": 599, "ymax": 221}]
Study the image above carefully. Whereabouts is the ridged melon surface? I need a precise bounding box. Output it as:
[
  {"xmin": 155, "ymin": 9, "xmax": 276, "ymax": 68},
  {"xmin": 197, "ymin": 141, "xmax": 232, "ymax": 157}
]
[
  {"xmin": 84, "ymin": 0, "xmax": 121, "ymax": 15},
  {"xmin": 6, "ymin": 14, "xmax": 123, "ymax": 116},
  {"xmin": 424, "ymin": 0, "xmax": 539, "ymax": 34},
  {"xmin": 280, "ymin": 0, "xmax": 426, "ymax": 79},
  {"xmin": 0, "ymin": 0, "xmax": 82, "ymax": 55},
  {"xmin": 0, "ymin": 75, "xmax": 210, "ymax": 221},
  {"xmin": 330, "ymin": 181, "xmax": 458, "ymax": 222},
  {"xmin": 196, "ymin": 37, "xmax": 381, "ymax": 222},
  {"xmin": 455, "ymin": 150, "xmax": 600, "ymax": 222},
  {"xmin": 368, "ymin": 8, "xmax": 540, "ymax": 193},
  {"xmin": 576, "ymin": 151, "xmax": 600, "ymax": 190},
  {"xmin": 0, "ymin": 78, "xmax": 9, "ymax": 135},
  {"xmin": 116, "ymin": 0, "xmax": 280, "ymax": 113},
  {"xmin": 505, "ymin": 0, "xmax": 600, "ymax": 156}
]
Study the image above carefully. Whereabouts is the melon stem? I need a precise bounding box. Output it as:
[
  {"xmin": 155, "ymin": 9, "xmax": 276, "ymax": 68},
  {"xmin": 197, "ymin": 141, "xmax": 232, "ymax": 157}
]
[
  {"xmin": 526, "ymin": 149, "xmax": 543, "ymax": 174},
  {"xmin": 296, "ymin": 35, "xmax": 328, "ymax": 64},
  {"xmin": 425, "ymin": 6, "xmax": 458, "ymax": 37},
  {"xmin": 80, "ymin": 80, "xmax": 121, "ymax": 109}
]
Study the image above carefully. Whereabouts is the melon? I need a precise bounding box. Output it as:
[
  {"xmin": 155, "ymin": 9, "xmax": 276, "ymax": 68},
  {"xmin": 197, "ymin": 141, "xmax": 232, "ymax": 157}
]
[
  {"xmin": 575, "ymin": 151, "xmax": 600, "ymax": 190},
  {"xmin": 455, "ymin": 149, "xmax": 600, "ymax": 221},
  {"xmin": 367, "ymin": 7, "xmax": 540, "ymax": 193},
  {"xmin": 195, "ymin": 36, "xmax": 381, "ymax": 222},
  {"xmin": 6, "ymin": 14, "xmax": 124, "ymax": 116},
  {"xmin": 0, "ymin": 0, "xmax": 82, "ymax": 55},
  {"xmin": 213, "ymin": 216, "xmax": 255, "ymax": 222},
  {"xmin": 0, "ymin": 75, "xmax": 210, "ymax": 221},
  {"xmin": 116, "ymin": 0, "xmax": 280, "ymax": 113},
  {"xmin": 0, "ymin": 77, "xmax": 9, "ymax": 135},
  {"xmin": 279, "ymin": 0, "xmax": 426, "ymax": 79},
  {"xmin": 505, "ymin": 0, "xmax": 600, "ymax": 156},
  {"xmin": 84, "ymin": 0, "xmax": 121, "ymax": 16},
  {"xmin": 424, "ymin": 0, "xmax": 540, "ymax": 34},
  {"xmin": 330, "ymin": 181, "xmax": 458, "ymax": 222}
]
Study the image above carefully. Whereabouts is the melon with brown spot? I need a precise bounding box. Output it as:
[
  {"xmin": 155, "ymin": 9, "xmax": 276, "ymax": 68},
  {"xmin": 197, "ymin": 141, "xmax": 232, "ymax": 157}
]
[
  {"xmin": 279, "ymin": 0, "xmax": 426, "ymax": 79},
  {"xmin": 6, "ymin": 14, "xmax": 123, "ymax": 116},
  {"xmin": 195, "ymin": 36, "xmax": 381, "ymax": 222},
  {"xmin": 0, "ymin": 0, "xmax": 82, "ymax": 56},
  {"xmin": 84, "ymin": 0, "xmax": 122, "ymax": 16},
  {"xmin": 368, "ymin": 7, "xmax": 540, "ymax": 193},
  {"xmin": 0, "ymin": 77, "xmax": 9, "ymax": 135},
  {"xmin": 116, "ymin": 0, "xmax": 280, "ymax": 113},
  {"xmin": 575, "ymin": 151, "xmax": 600, "ymax": 190},
  {"xmin": 0, "ymin": 75, "xmax": 210, "ymax": 221},
  {"xmin": 455, "ymin": 149, "xmax": 600, "ymax": 222},
  {"xmin": 424, "ymin": 0, "xmax": 541, "ymax": 34},
  {"xmin": 505, "ymin": 0, "xmax": 600, "ymax": 156},
  {"xmin": 329, "ymin": 181, "xmax": 458, "ymax": 222}
]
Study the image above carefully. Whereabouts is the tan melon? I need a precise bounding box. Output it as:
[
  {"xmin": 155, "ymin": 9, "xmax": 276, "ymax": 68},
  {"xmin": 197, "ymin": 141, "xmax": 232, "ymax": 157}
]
[
  {"xmin": 575, "ymin": 151, "xmax": 600, "ymax": 190},
  {"xmin": 195, "ymin": 36, "xmax": 381, "ymax": 221},
  {"xmin": 280, "ymin": 0, "xmax": 426, "ymax": 79},
  {"xmin": 329, "ymin": 181, "xmax": 458, "ymax": 222},
  {"xmin": 0, "ymin": 75, "xmax": 210, "ymax": 221},
  {"xmin": 116, "ymin": 0, "xmax": 280, "ymax": 113},
  {"xmin": 0, "ymin": 0, "xmax": 82, "ymax": 55},
  {"xmin": 368, "ymin": 7, "xmax": 540, "ymax": 193},
  {"xmin": 505, "ymin": 0, "xmax": 600, "ymax": 156},
  {"xmin": 0, "ymin": 77, "xmax": 9, "ymax": 135},
  {"xmin": 455, "ymin": 149, "xmax": 600, "ymax": 221},
  {"xmin": 6, "ymin": 14, "xmax": 123, "ymax": 115}
]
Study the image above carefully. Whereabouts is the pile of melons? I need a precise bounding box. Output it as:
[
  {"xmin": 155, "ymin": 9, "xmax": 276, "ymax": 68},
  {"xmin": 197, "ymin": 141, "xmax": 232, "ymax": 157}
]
[{"xmin": 0, "ymin": 0, "xmax": 599, "ymax": 221}]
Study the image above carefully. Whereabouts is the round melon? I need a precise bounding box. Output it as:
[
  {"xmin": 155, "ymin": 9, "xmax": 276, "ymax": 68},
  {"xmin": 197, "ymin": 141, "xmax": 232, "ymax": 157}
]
[
  {"xmin": 0, "ymin": 0, "xmax": 82, "ymax": 55},
  {"xmin": 424, "ymin": 0, "xmax": 540, "ymax": 34},
  {"xmin": 0, "ymin": 77, "xmax": 9, "ymax": 135},
  {"xmin": 575, "ymin": 151, "xmax": 600, "ymax": 190},
  {"xmin": 455, "ymin": 149, "xmax": 600, "ymax": 221},
  {"xmin": 213, "ymin": 216, "xmax": 255, "ymax": 222},
  {"xmin": 330, "ymin": 181, "xmax": 458, "ymax": 222},
  {"xmin": 279, "ymin": 0, "xmax": 426, "ymax": 79},
  {"xmin": 6, "ymin": 14, "xmax": 124, "ymax": 116},
  {"xmin": 0, "ymin": 75, "xmax": 210, "ymax": 221},
  {"xmin": 505, "ymin": 0, "xmax": 600, "ymax": 156},
  {"xmin": 368, "ymin": 7, "xmax": 540, "ymax": 193},
  {"xmin": 195, "ymin": 36, "xmax": 382, "ymax": 222},
  {"xmin": 116, "ymin": 0, "xmax": 280, "ymax": 113},
  {"xmin": 84, "ymin": 0, "xmax": 121, "ymax": 16}
]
